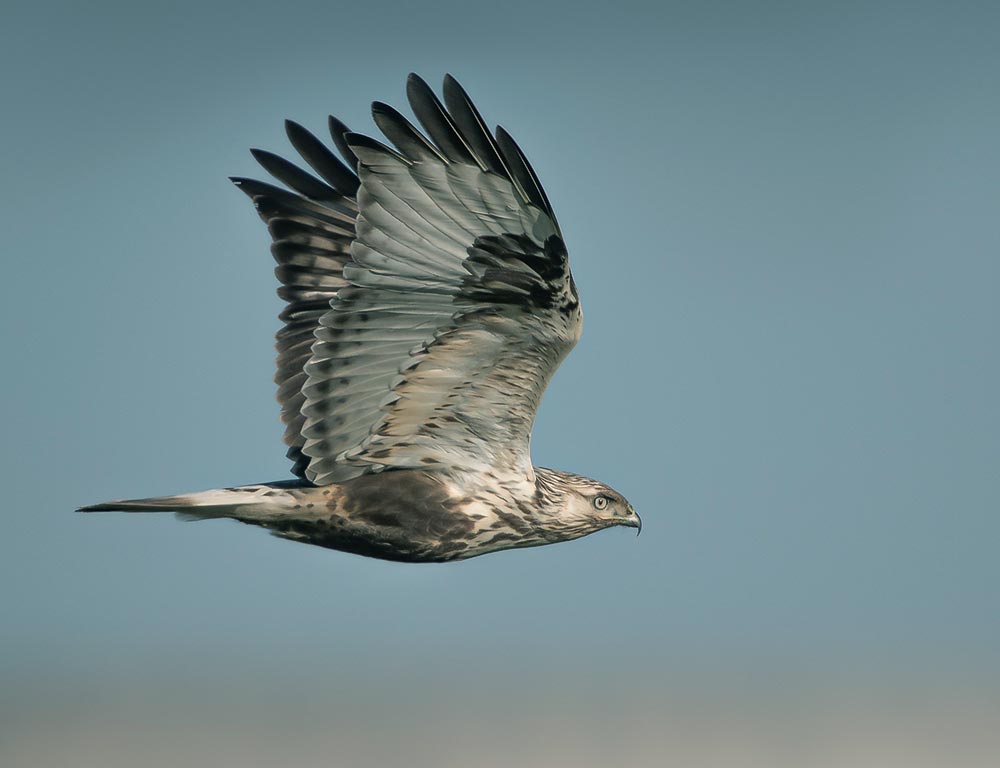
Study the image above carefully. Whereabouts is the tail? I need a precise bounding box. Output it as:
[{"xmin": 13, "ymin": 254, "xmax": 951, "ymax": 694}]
[{"xmin": 77, "ymin": 483, "xmax": 302, "ymax": 522}]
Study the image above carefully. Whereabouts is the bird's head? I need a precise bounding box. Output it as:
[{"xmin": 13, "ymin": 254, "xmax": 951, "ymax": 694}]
[{"xmin": 535, "ymin": 468, "xmax": 641, "ymax": 538}]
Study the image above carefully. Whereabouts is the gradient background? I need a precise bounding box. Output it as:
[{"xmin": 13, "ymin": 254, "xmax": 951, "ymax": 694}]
[{"xmin": 2, "ymin": 1, "xmax": 998, "ymax": 765}]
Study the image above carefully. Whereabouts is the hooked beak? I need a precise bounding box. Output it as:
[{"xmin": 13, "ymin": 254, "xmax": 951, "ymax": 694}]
[{"xmin": 625, "ymin": 505, "xmax": 642, "ymax": 536}]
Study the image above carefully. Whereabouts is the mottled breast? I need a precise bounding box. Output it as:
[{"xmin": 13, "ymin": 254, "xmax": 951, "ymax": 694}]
[{"xmin": 269, "ymin": 469, "xmax": 529, "ymax": 563}]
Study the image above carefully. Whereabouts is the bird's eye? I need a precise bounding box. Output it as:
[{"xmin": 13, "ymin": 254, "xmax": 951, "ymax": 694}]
[{"xmin": 593, "ymin": 495, "xmax": 609, "ymax": 510}]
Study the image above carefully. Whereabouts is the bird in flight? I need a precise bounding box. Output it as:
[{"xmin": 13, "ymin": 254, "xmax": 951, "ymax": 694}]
[{"xmin": 80, "ymin": 74, "xmax": 639, "ymax": 562}]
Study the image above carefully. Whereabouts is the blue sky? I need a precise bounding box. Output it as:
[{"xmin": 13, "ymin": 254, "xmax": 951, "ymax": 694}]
[{"xmin": 2, "ymin": 0, "xmax": 998, "ymax": 763}]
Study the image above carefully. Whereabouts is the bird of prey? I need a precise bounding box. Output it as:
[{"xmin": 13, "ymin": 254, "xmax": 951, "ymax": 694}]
[{"xmin": 80, "ymin": 74, "xmax": 640, "ymax": 562}]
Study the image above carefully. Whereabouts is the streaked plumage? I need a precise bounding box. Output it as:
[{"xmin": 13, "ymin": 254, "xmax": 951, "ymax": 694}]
[{"xmin": 79, "ymin": 74, "xmax": 639, "ymax": 562}]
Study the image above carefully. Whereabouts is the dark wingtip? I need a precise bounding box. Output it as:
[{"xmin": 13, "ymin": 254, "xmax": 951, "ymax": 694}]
[
  {"xmin": 442, "ymin": 73, "xmax": 475, "ymax": 107},
  {"xmin": 406, "ymin": 73, "xmax": 480, "ymax": 167},
  {"xmin": 494, "ymin": 123, "xmax": 557, "ymax": 218},
  {"xmin": 328, "ymin": 115, "xmax": 359, "ymax": 172},
  {"xmin": 370, "ymin": 100, "xmax": 394, "ymax": 118},
  {"xmin": 283, "ymin": 119, "xmax": 360, "ymax": 195},
  {"xmin": 342, "ymin": 131, "xmax": 377, "ymax": 150},
  {"xmin": 283, "ymin": 119, "xmax": 316, "ymax": 153},
  {"xmin": 406, "ymin": 72, "xmax": 433, "ymax": 99},
  {"xmin": 77, "ymin": 503, "xmax": 114, "ymax": 512},
  {"xmin": 343, "ymin": 131, "xmax": 410, "ymax": 164},
  {"xmin": 328, "ymin": 115, "xmax": 351, "ymax": 139},
  {"xmin": 228, "ymin": 176, "xmax": 290, "ymax": 200},
  {"xmin": 250, "ymin": 148, "xmax": 343, "ymax": 201},
  {"xmin": 440, "ymin": 73, "xmax": 512, "ymax": 180},
  {"xmin": 229, "ymin": 176, "xmax": 266, "ymax": 199}
]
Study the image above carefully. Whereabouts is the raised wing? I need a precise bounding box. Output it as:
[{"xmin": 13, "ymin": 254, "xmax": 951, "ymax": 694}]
[{"xmin": 236, "ymin": 74, "xmax": 581, "ymax": 485}]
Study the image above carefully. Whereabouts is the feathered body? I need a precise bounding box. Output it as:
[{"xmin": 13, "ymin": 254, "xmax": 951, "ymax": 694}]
[
  {"xmin": 80, "ymin": 74, "xmax": 639, "ymax": 561},
  {"xmin": 84, "ymin": 468, "xmax": 631, "ymax": 562}
]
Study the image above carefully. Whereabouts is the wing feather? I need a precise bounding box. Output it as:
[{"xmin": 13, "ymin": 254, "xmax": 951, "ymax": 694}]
[
  {"xmin": 328, "ymin": 116, "xmax": 360, "ymax": 173},
  {"xmin": 441, "ymin": 75, "xmax": 521, "ymax": 191},
  {"xmin": 250, "ymin": 149, "xmax": 343, "ymax": 202},
  {"xmin": 233, "ymin": 133, "xmax": 360, "ymax": 478},
  {"xmin": 406, "ymin": 73, "xmax": 481, "ymax": 167},
  {"xmin": 372, "ymin": 102, "xmax": 447, "ymax": 163},
  {"xmin": 235, "ymin": 75, "xmax": 581, "ymax": 484},
  {"xmin": 495, "ymin": 125, "xmax": 557, "ymax": 224},
  {"xmin": 284, "ymin": 120, "xmax": 360, "ymax": 195}
]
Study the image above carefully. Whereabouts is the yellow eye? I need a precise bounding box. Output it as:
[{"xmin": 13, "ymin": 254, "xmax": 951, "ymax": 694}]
[{"xmin": 593, "ymin": 495, "xmax": 609, "ymax": 510}]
